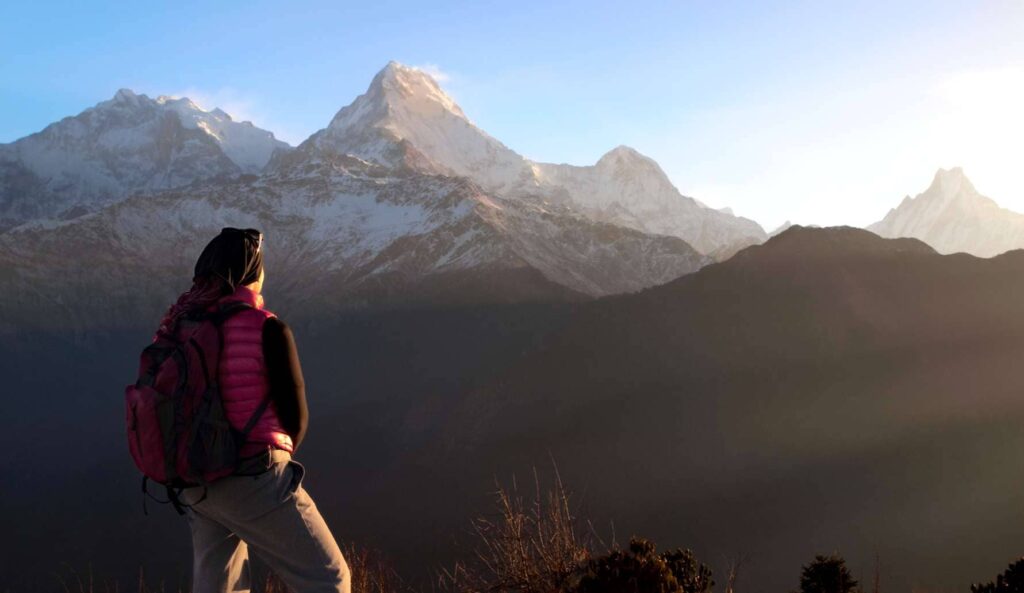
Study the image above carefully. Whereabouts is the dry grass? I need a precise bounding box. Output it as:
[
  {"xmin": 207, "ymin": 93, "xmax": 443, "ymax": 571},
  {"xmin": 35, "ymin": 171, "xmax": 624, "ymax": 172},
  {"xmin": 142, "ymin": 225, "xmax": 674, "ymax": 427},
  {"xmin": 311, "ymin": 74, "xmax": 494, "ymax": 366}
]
[
  {"xmin": 439, "ymin": 468, "xmax": 593, "ymax": 593},
  {"xmin": 343, "ymin": 543, "xmax": 411, "ymax": 593},
  {"xmin": 55, "ymin": 566, "xmax": 184, "ymax": 593}
]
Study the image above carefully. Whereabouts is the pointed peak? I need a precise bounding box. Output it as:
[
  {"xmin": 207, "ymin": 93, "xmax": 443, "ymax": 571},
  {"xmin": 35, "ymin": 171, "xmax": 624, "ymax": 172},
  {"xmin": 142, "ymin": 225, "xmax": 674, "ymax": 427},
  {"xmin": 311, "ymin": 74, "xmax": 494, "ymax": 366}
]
[
  {"xmin": 376, "ymin": 61, "xmax": 436, "ymax": 83},
  {"xmin": 365, "ymin": 62, "xmax": 461, "ymax": 116},
  {"xmin": 927, "ymin": 166, "xmax": 976, "ymax": 197},
  {"xmin": 381, "ymin": 60, "xmax": 411, "ymax": 75},
  {"xmin": 369, "ymin": 61, "xmax": 439, "ymax": 92},
  {"xmin": 327, "ymin": 61, "xmax": 465, "ymax": 131},
  {"xmin": 934, "ymin": 166, "xmax": 966, "ymax": 181}
]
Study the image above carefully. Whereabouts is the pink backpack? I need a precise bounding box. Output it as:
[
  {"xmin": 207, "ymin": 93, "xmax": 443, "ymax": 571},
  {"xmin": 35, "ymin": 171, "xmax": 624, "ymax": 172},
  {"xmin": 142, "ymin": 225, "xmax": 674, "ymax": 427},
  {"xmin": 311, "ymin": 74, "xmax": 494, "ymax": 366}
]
[{"xmin": 125, "ymin": 302, "xmax": 269, "ymax": 512}]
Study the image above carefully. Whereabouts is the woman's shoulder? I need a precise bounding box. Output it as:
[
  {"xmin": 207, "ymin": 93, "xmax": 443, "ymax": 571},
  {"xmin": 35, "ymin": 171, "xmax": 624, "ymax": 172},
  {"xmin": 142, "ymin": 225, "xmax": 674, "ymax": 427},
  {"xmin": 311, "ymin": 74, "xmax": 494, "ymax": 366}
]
[
  {"xmin": 261, "ymin": 316, "xmax": 299, "ymax": 358},
  {"xmin": 260, "ymin": 315, "xmax": 295, "ymax": 339},
  {"xmin": 262, "ymin": 314, "xmax": 288, "ymax": 330}
]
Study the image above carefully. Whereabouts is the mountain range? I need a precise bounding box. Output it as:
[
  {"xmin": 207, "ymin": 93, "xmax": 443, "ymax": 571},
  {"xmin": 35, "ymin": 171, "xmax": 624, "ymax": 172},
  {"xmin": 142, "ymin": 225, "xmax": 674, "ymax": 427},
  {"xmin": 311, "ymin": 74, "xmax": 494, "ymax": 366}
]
[
  {"xmin": 0, "ymin": 89, "xmax": 288, "ymax": 231},
  {"xmin": 4, "ymin": 62, "xmax": 1023, "ymax": 330},
  {"xmin": 281, "ymin": 62, "xmax": 766, "ymax": 256},
  {"xmin": 0, "ymin": 63, "xmax": 783, "ymax": 330}
]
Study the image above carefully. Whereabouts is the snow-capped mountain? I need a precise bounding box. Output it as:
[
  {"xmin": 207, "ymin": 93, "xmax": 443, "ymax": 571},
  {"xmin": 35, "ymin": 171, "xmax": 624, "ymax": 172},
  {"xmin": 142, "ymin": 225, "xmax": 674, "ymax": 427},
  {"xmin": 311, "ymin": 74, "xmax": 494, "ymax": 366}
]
[
  {"xmin": 532, "ymin": 147, "xmax": 765, "ymax": 256},
  {"xmin": 282, "ymin": 62, "xmax": 530, "ymax": 192},
  {"xmin": 278, "ymin": 61, "xmax": 766, "ymax": 256},
  {"xmin": 1, "ymin": 62, "xmax": 782, "ymax": 330},
  {"xmin": 0, "ymin": 157, "xmax": 707, "ymax": 331},
  {"xmin": 0, "ymin": 89, "xmax": 289, "ymax": 230},
  {"xmin": 868, "ymin": 168, "xmax": 1024, "ymax": 257}
]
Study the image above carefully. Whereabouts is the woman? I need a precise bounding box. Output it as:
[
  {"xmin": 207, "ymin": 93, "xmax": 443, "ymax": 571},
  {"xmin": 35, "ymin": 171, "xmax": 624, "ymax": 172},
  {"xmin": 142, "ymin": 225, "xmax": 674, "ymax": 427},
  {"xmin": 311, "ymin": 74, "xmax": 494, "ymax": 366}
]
[{"xmin": 158, "ymin": 227, "xmax": 350, "ymax": 593}]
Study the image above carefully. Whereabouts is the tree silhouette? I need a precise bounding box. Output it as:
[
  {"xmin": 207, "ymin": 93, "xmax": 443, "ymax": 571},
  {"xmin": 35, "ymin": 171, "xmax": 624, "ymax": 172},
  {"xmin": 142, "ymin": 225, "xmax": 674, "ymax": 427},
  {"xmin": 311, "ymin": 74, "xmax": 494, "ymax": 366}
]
[
  {"xmin": 798, "ymin": 554, "xmax": 859, "ymax": 593},
  {"xmin": 971, "ymin": 558, "xmax": 1024, "ymax": 593},
  {"xmin": 574, "ymin": 537, "xmax": 714, "ymax": 593}
]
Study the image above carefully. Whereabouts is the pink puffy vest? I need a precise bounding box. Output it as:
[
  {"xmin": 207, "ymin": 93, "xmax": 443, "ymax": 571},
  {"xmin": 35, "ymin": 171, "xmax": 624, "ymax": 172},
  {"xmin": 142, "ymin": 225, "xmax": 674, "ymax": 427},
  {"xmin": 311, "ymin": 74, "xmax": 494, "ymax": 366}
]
[{"xmin": 216, "ymin": 286, "xmax": 294, "ymax": 456}]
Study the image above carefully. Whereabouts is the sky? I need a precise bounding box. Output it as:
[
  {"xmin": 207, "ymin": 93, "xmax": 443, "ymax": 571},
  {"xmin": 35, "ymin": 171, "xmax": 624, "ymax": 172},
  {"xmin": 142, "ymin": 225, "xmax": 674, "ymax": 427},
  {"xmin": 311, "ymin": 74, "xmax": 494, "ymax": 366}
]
[{"xmin": 2, "ymin": 0, "xmax": 1022, "ymax": 231}]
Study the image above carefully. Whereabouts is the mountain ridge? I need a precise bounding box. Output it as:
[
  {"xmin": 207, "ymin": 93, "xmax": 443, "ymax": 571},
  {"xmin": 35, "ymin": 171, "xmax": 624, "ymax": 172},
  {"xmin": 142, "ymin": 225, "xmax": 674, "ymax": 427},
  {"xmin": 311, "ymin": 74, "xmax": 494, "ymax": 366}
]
[
  {"xmin": 0, "ymin": 159, "xmax": 710, "ymax": 332},
  {"xmin": 276, "ymin": 62, "xmax": 767, "ymax": 256}
]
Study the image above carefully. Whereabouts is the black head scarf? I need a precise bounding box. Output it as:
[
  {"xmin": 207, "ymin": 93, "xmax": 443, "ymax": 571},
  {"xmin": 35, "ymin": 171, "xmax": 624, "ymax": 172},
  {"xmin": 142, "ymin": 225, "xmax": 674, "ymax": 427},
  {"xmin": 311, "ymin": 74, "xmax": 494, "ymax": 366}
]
[{"xmin": 193, "ymin": 227, "xmax": 264, "ymax": 291}]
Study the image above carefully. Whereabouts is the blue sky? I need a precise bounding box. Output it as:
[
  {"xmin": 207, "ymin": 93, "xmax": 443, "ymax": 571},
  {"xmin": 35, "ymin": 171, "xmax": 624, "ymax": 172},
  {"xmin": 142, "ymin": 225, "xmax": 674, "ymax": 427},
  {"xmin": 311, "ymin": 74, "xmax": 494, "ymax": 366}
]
[{"xmin": 2, "ymin": 0, "xmax": 1022, "ymax": 230}]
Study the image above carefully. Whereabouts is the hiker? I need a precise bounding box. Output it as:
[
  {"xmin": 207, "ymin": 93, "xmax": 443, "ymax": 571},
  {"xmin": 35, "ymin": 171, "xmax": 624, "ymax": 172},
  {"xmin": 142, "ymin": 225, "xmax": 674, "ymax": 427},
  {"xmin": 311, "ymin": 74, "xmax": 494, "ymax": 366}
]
[{"xmin": 155, "ymin": 227, "xmax": 350, "ymax": 593}]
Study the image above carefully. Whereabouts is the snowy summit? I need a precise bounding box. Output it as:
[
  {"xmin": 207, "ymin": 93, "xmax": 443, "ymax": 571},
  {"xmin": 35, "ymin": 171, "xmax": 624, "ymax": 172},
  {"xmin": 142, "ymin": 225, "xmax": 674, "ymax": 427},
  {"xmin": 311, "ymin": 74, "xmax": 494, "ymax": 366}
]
[
  {"xmin": 288, "ymin": 62, "xmax": 766, "ymax": 256},
  {"xmin": 869, "ymin": 167, "xmax": 1024, "ymax": 258},
  {"xmin": 0, "ymin": 89, "xmax": 288, "ymax": 230}
]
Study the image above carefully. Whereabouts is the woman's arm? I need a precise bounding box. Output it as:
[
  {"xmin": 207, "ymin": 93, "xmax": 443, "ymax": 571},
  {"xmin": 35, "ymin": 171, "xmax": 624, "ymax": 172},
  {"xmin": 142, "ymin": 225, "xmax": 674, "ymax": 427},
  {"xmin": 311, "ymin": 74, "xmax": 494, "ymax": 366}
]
[{"xmin": 262, "ymin": 317, "xmax": 309, "ymax": 449}]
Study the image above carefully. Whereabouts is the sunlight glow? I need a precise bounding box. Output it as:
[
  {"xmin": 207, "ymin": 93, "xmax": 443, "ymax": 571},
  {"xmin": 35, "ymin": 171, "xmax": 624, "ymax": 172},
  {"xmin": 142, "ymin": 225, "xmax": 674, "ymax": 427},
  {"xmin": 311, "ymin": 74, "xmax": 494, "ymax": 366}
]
[{"xmin": 926, "ymin": 67, "xmax": 1024, "ymax": 202}]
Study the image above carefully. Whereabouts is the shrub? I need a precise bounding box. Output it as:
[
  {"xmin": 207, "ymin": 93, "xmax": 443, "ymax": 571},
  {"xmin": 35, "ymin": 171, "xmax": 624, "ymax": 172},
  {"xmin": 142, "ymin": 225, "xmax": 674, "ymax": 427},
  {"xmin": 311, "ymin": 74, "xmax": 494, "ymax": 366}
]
[{"xmin": 572, "ymin": 537, "xmax": 714, "ymax": 593}]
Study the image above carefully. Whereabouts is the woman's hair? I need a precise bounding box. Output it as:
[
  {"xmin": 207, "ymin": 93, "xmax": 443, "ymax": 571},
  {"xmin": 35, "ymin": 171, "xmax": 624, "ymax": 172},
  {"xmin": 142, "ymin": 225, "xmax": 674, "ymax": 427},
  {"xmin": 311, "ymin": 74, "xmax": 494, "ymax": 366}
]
[
  {"xmin": 156, "ymin": 227, "xmax": 264, "ymax": 338},
  {"xmin": 156, "ymin": 275, "xmax": 231, "ymax": 338}
]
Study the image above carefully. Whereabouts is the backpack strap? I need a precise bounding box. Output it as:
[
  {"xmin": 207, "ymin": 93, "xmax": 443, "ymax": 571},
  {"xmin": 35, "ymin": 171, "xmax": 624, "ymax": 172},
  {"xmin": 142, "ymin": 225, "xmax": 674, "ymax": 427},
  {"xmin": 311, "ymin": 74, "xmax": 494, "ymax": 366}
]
[
  {"xmin": 240, "ymin": 395, "xmax": 273, "ymax": 438},
  {"xmin": 141, "ymin": 476, "xmax": 207, "ymax": 517}
]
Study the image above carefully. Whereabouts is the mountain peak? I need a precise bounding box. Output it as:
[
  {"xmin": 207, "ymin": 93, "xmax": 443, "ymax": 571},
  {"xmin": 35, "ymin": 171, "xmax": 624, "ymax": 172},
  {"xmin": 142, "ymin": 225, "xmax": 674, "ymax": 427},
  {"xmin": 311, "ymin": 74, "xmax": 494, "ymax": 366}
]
[
  {"xmin": 928, "ymin": 166, "xmax": 975, "ymax": 197},
  {"xmin": 595, "ymin": 145, "xmax": 659, "ymax": 168},
  {"xmin": 155, "ymin": 94, "xmax": 203, "ymax": 114},
  {"xmin": 1, "ymin": 86, "xmax": 290, "ymax": 222},
  {"xmin": 375, "ymin": 61, "xmax": 444, "ymax": 90},
  {"xmin": 292, "ymin": 65, "xmax": 763, "ymax": 257},
  {"xmin": 594, "ymin": 145, "xmax": 665, "ymax": 179},
  {"xmin": 600, "ymin": 144, "xmax": 642, "ymax": 159},
  {"xmin": 379, "ymin": 60, "xmax": 421, "ymax": 79},
  {"xmin": 327, "ymin": 62, "xmax": 465, "ymax": 133},
  {"xmin": 112, "ymin": 88, "xmax": 144, "ymax": 107},
  {"xmin": 868, "ymin": 167, "xmax": 1020, "ymax": 257}
]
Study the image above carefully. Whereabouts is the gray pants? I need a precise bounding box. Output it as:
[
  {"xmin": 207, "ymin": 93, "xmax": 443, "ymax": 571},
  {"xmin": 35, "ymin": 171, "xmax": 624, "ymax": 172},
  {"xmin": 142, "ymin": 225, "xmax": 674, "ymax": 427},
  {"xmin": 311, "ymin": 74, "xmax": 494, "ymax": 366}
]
[{"xmin": 182, "ymin": 459, "xmax": 350, "ymax": 593}]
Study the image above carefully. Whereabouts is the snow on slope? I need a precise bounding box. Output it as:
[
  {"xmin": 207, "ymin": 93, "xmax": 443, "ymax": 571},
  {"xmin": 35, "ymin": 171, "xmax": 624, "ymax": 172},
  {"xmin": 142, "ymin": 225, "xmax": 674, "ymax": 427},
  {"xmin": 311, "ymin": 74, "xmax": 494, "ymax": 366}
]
[
  {"xmin": 0, "ymin": 62, "xmax": 735, "ymax": 330},
  {"xmin": 0, "ymin": 157, "xmax": 707, "ymax": 331},
  {"xmin": 534, "ymin": 146, "xmax": 765, "ymax": 255},
  {"xmin": 280, "ymin": 62, "xmax": 765, "ymax": 256},
  {"xmin": 868, "ymin": 168, "xmax": 1024, "ymax": 257},
  {"xmin": 284, "ymin": 61, "xmax": 532, "ymax": 193},
  {"xmin": 0, "ymin": 89, "xmax": 289, "ymax": 230},
  {"xmin": 159, "ymin": 95, "xmax": 289, "ymax": 172}
]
